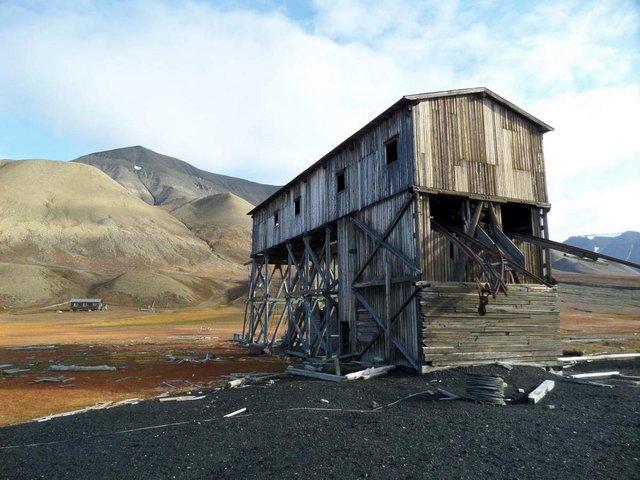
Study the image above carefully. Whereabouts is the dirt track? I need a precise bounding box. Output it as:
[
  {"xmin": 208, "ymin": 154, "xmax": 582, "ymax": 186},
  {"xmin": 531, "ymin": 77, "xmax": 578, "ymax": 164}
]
[{"xmin": 0, "ymin": 360, "xmax": 638, "ymax": 480}]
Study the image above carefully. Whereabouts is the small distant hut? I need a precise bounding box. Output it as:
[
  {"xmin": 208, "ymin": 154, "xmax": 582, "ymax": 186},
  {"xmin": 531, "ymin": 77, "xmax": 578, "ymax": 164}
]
[
  {"xmin": 70, "ymin": 298, "xmax": 107, "ymax": 311},
  {"xmin": 244, "ymin": 87, "xmax": 561, "ymax": 371}
]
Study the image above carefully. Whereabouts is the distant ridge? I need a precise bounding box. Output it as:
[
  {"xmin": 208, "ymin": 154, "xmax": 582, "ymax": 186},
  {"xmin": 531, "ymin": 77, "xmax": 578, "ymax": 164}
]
[
  {"xmin": 552, "ymin": 231, "xmax": 640, "ymax": 278},
  {"xmin": 563, "ymin": 231, "xmax": 640, "ymax": 265},
  {"xmin": 73, "ymin": 146, "xmax": 279, "ymax": 207}
]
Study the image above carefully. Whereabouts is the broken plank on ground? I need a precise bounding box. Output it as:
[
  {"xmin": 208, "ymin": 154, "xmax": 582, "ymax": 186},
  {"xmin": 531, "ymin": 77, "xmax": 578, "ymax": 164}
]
[
  {"xmin": 286, "ymin": 366, "xmax": 343, "ymax": 382},
  {"xmin": 159, "ymin": 395, "xmax": 206, "ymax": 402},
  {"xmin": 568, "ymin": 371, "xmax": 620, "ymax": 379},
  {"xmin": 3, "ymin": 368, "xmax": 30, "ymax": 375},
  {"xmin": 49, "ymin": 364, "xmax": 117, "ymax": 372},
  {"xmin": 528, "ymin": 380, "xmax": 555, "ymax": 404},
  {"xmin": 33, "ymin": 376, "xmax": 75, "ymax": 383},
  {"xmin": 345, "ymin": 365, "xmax": 395, "ymax": 381},
  {"xmin": 559, "ymin": 353, "xmax": 640, "ymax": 362}
]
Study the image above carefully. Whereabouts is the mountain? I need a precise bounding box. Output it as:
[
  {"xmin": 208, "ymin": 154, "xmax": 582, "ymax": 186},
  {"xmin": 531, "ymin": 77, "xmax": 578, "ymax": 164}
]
[
  {"xmin": 0, "ymin": 159, "xmax": 222, "ymax": 271},
  {"xmin": 563, "ymin": 231, "xmax": 640, "ymax": 265},
  {"xmin": 166, "ymin": 193, "xmax": 253, "ymax": 264},
  {"xmin": 0, "ymin": 159, "xmax": 254, "ymax": 307},
  {"xmin": 552, "ymin": 231, "xmax": 640, "ymax": 282},
  {"xmin": 73, "ymin": 146, "xmax": 278, "ymax": 207}
]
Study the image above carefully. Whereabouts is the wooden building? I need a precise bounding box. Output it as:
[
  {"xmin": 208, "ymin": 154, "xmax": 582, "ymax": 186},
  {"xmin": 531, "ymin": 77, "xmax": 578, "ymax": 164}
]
[
  {"xmin": 243, "ymin": 87, "xmax": 560, "ymax": 371},
  {"xmin": 70, "ymin": 298, "xmax": 107, "ymax": 311}
]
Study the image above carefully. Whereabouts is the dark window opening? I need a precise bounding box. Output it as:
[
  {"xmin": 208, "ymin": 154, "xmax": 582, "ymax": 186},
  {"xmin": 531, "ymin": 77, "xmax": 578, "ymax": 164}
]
[
  {"xmin": 502, "ymin": 203, "xmax": 534, "ymax": 234},
  {"xmin": 274, "ymin": 210, "xmax": 279, "ymax": 227},
  {"xmin": 294, "ymin": 197, "xmax": 301, "ymax": 216},
  {"xmin": 430, "ymin": 195, "xmax": 465, "ymax": 231},
  {"xmin": 337, "ymin": 170, "xmax": 345, "ymax": 193},
  {"xmin": 385, "ymin": 137, "xmax": 398, "ymax": 165}
]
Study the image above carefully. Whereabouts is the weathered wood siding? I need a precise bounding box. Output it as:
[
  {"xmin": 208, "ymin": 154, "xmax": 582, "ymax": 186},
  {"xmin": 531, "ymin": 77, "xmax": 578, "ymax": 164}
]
[
  {"xmin": 413, "ymin": 94, "xmax": 548, "ymax": 205},
  {"xmin": 252, "ymin": 109, "xmax": 415, "ymax": 255},
  {"xmin": 337, "ymin": 192, "xmax": 421, "ymax": 367},
  {"xmin": 420, "ymin": 282, "xmax": 560, "ymax": 366}
]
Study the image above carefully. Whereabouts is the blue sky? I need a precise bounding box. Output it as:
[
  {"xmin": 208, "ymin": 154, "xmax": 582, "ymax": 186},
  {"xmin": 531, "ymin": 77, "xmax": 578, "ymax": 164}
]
[{"xmin": 0, "ymin": 0, "xmax": 638, "ymax": 240}]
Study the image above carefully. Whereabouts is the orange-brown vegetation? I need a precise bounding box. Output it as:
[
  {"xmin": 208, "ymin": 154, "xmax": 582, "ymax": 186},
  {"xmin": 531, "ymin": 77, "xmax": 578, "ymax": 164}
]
[{"xmin": 0, "ymin": 306, "xmax": 286, "ymax": 426}]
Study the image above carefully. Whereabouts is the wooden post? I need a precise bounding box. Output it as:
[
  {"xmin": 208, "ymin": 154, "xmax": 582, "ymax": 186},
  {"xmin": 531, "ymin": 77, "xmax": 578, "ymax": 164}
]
[
  {"xmin": 324, "ymin": 226, "xmax": 332, "ymax": 356},
  {"xmin": 541, "ymin": 209, "xmax": 553, "ymax": 283},
  {"xmin": 384, "ymin": 260, "xmax": 391, "ymax": 361}
]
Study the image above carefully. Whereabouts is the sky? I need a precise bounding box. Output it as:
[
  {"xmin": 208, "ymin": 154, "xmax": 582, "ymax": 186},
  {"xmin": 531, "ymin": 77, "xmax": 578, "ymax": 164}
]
[{"xmin": 0, "ymin": 0, "xmax": 638, "ymax": 240}]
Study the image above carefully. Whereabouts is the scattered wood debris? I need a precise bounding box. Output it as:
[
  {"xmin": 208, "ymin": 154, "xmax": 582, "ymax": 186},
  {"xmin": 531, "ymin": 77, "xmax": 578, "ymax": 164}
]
[
  {"xmin": 528, "ymin": 380, "xmax": 555, "ymax": 404},
  {"xmin": 3, "ymin": 368, "xmax": 31, "ymax": 375},
  {"xmin": 559, "ymin": 353, "xmax": 640, "ymax": 362},
  {"xmin": 437, "ymin": 388, "xmax": 461, "ymax": 400},
  {"xmin": 33, "ymin": 376, "xmax": 75, "ymax": 383},
  {"xmin": 159, "ymin": 395, "xmax": 206, "ymax": 402},
  {"xmin": 465, "ymin": 374, "xmax": 506, "ymax": 405},
  {"xmin": 8, "ymin": 345, "xmax": 59, "ymax": 351},
  {"xmin": 226, "ymin": 372, "xmax": 282, "ymax": 388},
  {"xmin": 345, "ymin": 366, "xmax": 395, "ymax": 381},
  {"xmin": 49, "ymin": 365, "xmax": 117, "ymax": 372},
  {"xmin": 568, "ymin": 371, "xmax": 620, "ymax": 380},
  {"xmin": 562, "ymin": 378, "xmax": 614, "ymax": 388},
  {"xmin": 223, "ymin": 407, "xmax": 247, "ymax": 418},
  {"xmin": 286, "ymin": 366, "xmax": 344, "ymax": 382},
  {"xmin": 227, "ymin": 378, "xmax": 246, "ymax": 388},
  {"xmin": 35, "ymin": 402, "xmax": 114, "ymax": 422},
  {"xmin": 112, "ymin": 398, "xmax": 140, "ymax": 407},
  {"xmin": 166, "ymin": 353, "xmax": 218, "ymax": 364}
]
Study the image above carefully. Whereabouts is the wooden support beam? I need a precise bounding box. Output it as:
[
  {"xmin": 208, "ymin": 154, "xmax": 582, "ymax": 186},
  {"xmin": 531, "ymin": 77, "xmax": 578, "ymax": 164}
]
[
  {"xmin": 352, "ymin": 195, "xmax": 415, "ymax": 284},
  {"xmin": 350, "ymin": 216, "xmax": 421, "ymax": 276},
  {"xmin": 352, "ymin": 275, "xmax": 417, "ymax": 289},
  {"xmin": 454, "ymin": 200, "xmax": 484, "ymax": 280},
  {"xmin": 356, "ymin": 289, "xmax": 419, "ymax": 360},
  {"xmin": 392, "ymin": 337, "xmax": 421, "ymax": 372}
]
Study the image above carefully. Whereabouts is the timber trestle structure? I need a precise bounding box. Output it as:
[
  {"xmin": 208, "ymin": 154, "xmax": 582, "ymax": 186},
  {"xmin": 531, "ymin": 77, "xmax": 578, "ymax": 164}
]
[
  {"xmin": 243, "ymin": 190, "xmax": 423, "ymax": 370},
  {"xmin": 243, "ymin": 88, "xmax": 637, "ymax": 371},
  {"xmin": 244, "ymin": 226, "xmax": 339, "ymax": 357}
]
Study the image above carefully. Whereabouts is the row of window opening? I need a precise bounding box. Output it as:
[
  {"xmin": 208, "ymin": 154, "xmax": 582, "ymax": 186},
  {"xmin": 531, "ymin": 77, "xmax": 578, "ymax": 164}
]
[{"xmin": 273, "ymin": 137, "xmax": 398, "ymax": 226}]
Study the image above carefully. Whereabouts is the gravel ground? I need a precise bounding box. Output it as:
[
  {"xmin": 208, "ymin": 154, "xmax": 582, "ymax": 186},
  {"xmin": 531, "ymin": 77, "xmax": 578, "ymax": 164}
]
[{"xmin": 0, "ymin": 359, "xmax": 638, "ymax": 480}]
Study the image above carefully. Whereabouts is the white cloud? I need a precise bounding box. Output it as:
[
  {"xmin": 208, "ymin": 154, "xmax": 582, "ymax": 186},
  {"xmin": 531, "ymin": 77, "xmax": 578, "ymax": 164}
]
[
  {"xmin": 0, "ymin": 0, "xmax": 638, "ymax": 237},
  {"xmin": 0, "ymin": 1, "xmax": 409, "ymax": 184},
  {"xmin": 549, "ymin": 180, "xmax": 640, "ymax": 240}
]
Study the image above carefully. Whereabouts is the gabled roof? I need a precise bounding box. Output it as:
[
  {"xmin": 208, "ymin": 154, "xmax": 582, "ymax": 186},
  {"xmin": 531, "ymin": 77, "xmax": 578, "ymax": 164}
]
[
  {"xmin": 249, "ymin": 87, "xmax": 552, "ymax": 215},
  {"xmin": 403, "ymin": 87, "xmax": 553, "ymax": 132}
]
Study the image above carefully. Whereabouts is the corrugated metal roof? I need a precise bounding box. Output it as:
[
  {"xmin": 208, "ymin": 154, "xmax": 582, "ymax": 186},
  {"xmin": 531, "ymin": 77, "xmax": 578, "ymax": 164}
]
[
  {"xmin": 70, "ymin": 299, "xmax": 103, "ymax": 303},
  {"xmin": 248, "ymin": 87, "xmax": 552, "ymax": 215}
]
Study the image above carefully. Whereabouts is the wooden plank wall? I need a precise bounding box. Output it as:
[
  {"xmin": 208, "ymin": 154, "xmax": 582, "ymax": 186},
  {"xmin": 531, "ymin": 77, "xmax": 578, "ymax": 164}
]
[
  {"xmin": 252, "ymin": 108, "xmax": 415, "ymax": 255},
  {"xmin": 420, "ymin": 282, "xmax": 560, "ymax": 366},
  {"xmin": 413, "ymin": 94, "xmax": 548, "ymax": 205},
  {"xmin": 337, "ymin": 192, "xmax": 421, "ymax": 367}
]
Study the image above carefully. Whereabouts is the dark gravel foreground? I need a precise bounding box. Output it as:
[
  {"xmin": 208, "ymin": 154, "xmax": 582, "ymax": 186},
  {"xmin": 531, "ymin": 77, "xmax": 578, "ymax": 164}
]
[{"xmin": 1, "ymin": 360, "xmax": 638, "ymax": 480}]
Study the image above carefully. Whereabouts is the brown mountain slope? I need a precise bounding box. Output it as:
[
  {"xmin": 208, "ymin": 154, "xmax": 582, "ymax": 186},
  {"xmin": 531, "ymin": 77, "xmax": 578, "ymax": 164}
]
[
  {"xmin": 165, "ymin": 193, "xmax": 253, "ymax": 264},
  {"xmin": 0, "ymin": 160, "xmax": 218, "ymax": 272}
]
